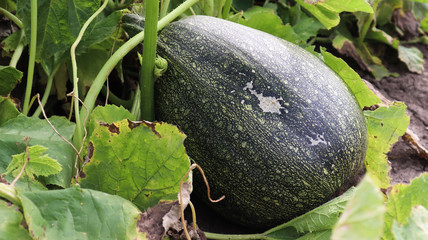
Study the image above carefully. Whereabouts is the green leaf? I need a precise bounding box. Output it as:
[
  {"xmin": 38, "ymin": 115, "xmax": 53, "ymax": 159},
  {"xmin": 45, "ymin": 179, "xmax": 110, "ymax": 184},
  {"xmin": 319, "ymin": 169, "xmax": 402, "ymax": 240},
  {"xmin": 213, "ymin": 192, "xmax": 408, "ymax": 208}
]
[
  {"xmin": 76, "ymin": 10, "xmax": 123, "ymax": 53},
  {"xmin": 87, "ymin": 104, "xmax": 136, "ymax": 138},
  {"xmin": 79, "ymin": 120, "xmax": 190, "ymax": 210},
  {"xmin": 239, "ymin": 6, "xmax": 307, "ymax": 44},
  {"xmin": 292, "ymin": 12, "xmax": 325, "ymax": 42},
  {"xmin": 411, "ymin": 2, "xmax": 428, "ymax": 20},
  {"xmin": 366, "ymin": 27, "xmax": 399, "ymax": 49},
  {"xmin": 332, "ymin": 29, "xmax": 394, "ymax": 80},
  {"xmin": 0, "ymin": 66, "xmax": 23, "ymax": 95},
  {"xmin": 239, "ymin": 7, "xmax": 290, "ymax": 39},
  {"xmin": 320, "ymin": 51, "xmax": 381, "ymax": 108},
  {"xmin": 20, "ymin": 185, "xmax": 146, "ymax": 240},
  {"xmin": 0, "ymin": 30, "xmax": 25, "ymax": 56},
  {"xmin": 0, "ymin": 115, "xmax": 75, "ymax": 188},
  {"xmin": 0, "ymin": 0, "xmax": 17, "ymax": 11},
  {"xmin": 75, "ymin": 47, "xmax": 110, "ymax": 96},
  {"xmin": 375, "ymin": 0, "xmax": 402, "ymax": 26},
  {"xmin": 5, "ymin": 145, "xmax": 62, "ymax": 180},
  {"xmin": 0, "ymin": 96, "xmax": 20, "ymax": 126},
  {"xmin": 264, "ymin": 187, "xmax": 356, "ymax": 239},
  {"xmin": 0, "ymin": 200, "xmax": 32, "ymax": 240},
  {"xmin": 296, "ymin": 0, "xmax": 373, "ymax": 29},
  {"xmin": 16, "ymin": 0, "xmax": 101, "ymax": 61},
  {"xmin": 364, "ymin": 102, "xmax": 410, "ymax": 189},
  {"xmin": 392, "ymin": 205, "xmax": 428, "ymax": 240},
  {"xmin": 384, "ymin": 173, "xmax": 428, "ymax": 239},
  {"xmin": 421, "ymin": 13, "xmax": 428, "ymax": 32},
  {"xmin": 15, "ymin": 0, "xmax": 121, "ymax": 61},
  {"xmin": 331, "ymin": 175, "xmax": 385, "ymax": 240},
  {"xmin": 397, "ymin": 45, "xmax": 425, "ymax": 74},
  {"xmin": 232, "ymin": 0, "xmax": 254, "ymax": 11}
]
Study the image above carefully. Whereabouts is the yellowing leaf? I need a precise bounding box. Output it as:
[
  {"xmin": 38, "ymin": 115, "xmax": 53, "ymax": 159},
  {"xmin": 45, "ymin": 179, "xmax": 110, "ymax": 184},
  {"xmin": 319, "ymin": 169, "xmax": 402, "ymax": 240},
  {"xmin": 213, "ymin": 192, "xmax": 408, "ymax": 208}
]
[
  {"xmin": 392, "ymin": 205, "xmax": 428, "ymax": 240},
  {"xmin": 364, "ymin": 102, "xmax": 409, "ymax": 189},
  {"xmin": 79, "ymin": 119, "xmax": 190, "ymax": 210},
  {"xmin": 384, "ymin": 173, "xmax": 428, "ymax": 240}
]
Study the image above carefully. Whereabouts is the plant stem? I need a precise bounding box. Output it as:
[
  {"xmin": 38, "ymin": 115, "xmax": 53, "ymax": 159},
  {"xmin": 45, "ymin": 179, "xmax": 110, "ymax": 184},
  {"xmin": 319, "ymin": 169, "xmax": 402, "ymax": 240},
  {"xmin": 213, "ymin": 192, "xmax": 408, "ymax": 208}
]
[
  {"xmin": 79, "ymin": 0, "xmax": 200, "ymax": 127},
  {"xmin": 32, "ymin": 62, "xmax": 61, "ymax": 117},
  {"xmin": 0, "ymin": 183, "xmax": 21, "ymax": 207},
  {"xmin": 22, "ymin": 0, "xmax": 38, "ymax": 115},
  {"xmin": 160, "ymin": 0, "xmax": 170, "ymax": 19},
  {"xmin": 0, "ymin": 7, "xmax": 23, "ymax": 28},
  {"xmin": 70, "ymin": 0, "xmax": 109, "ymax": 148},
  {"xmin": 9, "ymin": 30, "xmax": 25, "ymax": 68},
  {"xmin": 140, "ymin": 0, "xmax": 159, "ymax": 121},
  {"xmin": 203, "ymin": 232, "xmax": 267, "ymax": 240},
  {"xmin": 222, "ymin": 0, "xmax": 232, "ymax": 19},
  {"xmin": 101, "ymin": 85, "xmax": 133, "ymax": 108}
]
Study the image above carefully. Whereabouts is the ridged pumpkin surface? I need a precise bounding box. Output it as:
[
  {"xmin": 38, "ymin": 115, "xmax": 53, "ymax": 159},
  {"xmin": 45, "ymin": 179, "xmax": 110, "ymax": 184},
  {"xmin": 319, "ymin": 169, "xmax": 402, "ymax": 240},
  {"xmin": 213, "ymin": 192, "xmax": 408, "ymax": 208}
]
[{"xmin": 155, "ymin": 15, "xmax": 367, "ymax": 228}]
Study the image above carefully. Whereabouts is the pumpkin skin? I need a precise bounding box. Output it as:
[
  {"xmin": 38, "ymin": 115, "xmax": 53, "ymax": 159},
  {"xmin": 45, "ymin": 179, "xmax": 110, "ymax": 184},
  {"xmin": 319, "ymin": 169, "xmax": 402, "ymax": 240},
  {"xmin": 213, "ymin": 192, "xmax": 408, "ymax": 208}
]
[{"xmin": 154, "ymin": 15, "xmax": 367, "ymax": 229}]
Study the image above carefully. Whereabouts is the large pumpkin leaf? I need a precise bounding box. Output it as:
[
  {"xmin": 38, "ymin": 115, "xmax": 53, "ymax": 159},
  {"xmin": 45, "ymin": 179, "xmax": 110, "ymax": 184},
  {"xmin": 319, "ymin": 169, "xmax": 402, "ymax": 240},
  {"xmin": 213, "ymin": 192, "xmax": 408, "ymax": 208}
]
[
  {"xmin": 0, "ymin": 115, "xmax": 75, "ymax": 187},
  {"xmin": 16, "ymin": 0, "xmax": 99, "ymax": 60},
  {"xmin": 383, "ymin": 173, "xmax": 428, "ymax": 240},
  {"xmin": 20, "ymin": 185, "xmax": 146, "ymax": 240},
  {"xmin": 364, "ymin": 102, "xmax": 409, "ymax": 189},
  {"xmin": 0, "ymin": 200, "xmax": 32, "ymax": 240},
  {"xmin": 331, "ymin": 175, "xmax": 385, "ymax": 240},
  {"xmin": 86, "ymin": 104, "xmax": 136, "ymax": 138},
  {"xmin": 79, "ymin": 119, "xmax": 190, "ymax": 210},
  {"xmin": 16, "ymin": 0, "xmax": 121, "ymax": 61}
]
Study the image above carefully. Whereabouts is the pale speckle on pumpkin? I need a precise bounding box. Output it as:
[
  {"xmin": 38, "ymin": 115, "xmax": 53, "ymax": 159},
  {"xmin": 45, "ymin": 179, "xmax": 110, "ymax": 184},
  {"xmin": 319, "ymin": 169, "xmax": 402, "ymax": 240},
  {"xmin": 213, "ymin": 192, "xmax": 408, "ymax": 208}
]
[{"xmin": 243, "ymin": 81, "xmax": 284, "ymax": 114}]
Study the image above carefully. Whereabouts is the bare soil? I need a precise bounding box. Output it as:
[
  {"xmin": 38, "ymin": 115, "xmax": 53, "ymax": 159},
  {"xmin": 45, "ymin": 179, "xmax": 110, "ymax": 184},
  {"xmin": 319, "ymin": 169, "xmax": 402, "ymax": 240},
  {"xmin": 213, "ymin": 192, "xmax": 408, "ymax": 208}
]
[{"xmin": 362, "ymin": 44, "xmax": 428, "ymax": 185}]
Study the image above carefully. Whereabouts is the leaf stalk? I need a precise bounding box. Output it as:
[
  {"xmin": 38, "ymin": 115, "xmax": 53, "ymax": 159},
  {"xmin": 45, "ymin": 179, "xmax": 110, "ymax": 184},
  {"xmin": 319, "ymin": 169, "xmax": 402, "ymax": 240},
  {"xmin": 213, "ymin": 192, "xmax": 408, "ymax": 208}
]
[{"xmin": 22, "ymin": 0, "xmax": 38, "ymax": 115}]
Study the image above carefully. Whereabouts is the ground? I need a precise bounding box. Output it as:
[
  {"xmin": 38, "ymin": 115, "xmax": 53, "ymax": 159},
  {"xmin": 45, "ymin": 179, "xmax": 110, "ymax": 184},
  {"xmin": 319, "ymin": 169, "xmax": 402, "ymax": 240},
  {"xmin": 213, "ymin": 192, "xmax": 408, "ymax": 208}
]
[{"xmin": 363, "ymin": 44, "xmax": 428, "ymax": 185}]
